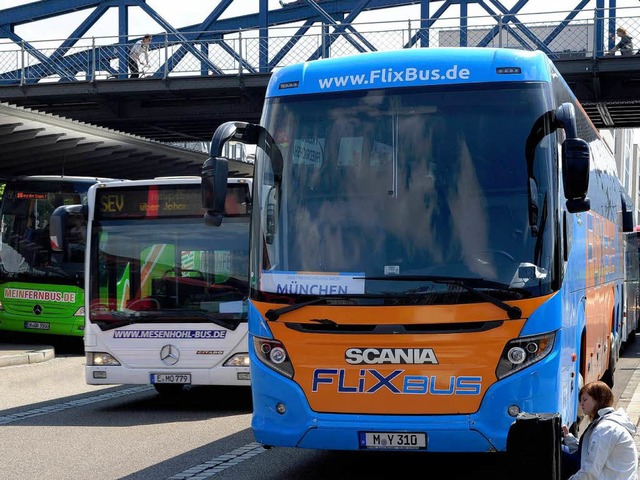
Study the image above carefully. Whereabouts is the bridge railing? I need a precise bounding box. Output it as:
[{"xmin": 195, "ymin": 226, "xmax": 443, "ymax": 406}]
[{"xmin": 0, "ymin": 5, "xmax": 639, "ymax": 84}]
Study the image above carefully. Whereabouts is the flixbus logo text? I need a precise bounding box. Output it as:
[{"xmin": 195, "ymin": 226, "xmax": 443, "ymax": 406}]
[
  {"xmin": 312, "ymin": 369, "xmax": 482, "ymax": 395},
  {"xmin": 317, "ymin": 65, "xmax": 471, "ymax": 90}
]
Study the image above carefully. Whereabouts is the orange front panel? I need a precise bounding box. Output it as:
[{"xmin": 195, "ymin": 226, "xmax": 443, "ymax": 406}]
[{"xmin": 254, "ymin": 296, "xmax": 548, "ymax": 415}]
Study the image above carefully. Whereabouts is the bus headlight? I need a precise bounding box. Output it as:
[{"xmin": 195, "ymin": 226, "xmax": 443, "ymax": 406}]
[
  {"xmin": 507, "ymin": 347, "xmax": 526, "ymax": 364},
  {"xmin": 74, "ymin": 306, "xmax": 85, "ymax": 317},
  {"xmin": 253, "ymin": 336, "xmax": 294, "ymax": 378},
  {"xmin": 87, "ymin": 352, "xmax": 120, "ymax": 366},
  {"xmin": 224, "ymin": 353, "xmax": 250, "ymax": 367},
  {"xmin": 496, "ymin": 332, "xmax": 555, "ymax": 379}
]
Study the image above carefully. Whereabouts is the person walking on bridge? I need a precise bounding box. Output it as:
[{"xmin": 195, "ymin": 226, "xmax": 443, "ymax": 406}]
[
  {"xmin": 607, "ymin": 27, "xmax": 634, "ymax": 56},
  {"xmin": 129, "ymin": 34, "xmax": 152, "ymax": 78}
]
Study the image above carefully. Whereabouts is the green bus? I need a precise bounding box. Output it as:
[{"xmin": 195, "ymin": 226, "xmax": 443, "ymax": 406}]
[{"xmin": 0, "ymin": 175, "xmax": 113, "ymax": 336}]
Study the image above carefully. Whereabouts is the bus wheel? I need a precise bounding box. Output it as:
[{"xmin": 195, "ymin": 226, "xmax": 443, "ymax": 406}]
[{"xmin": 154, "ymin": 384, "xmax": 184, "ymax": 395}]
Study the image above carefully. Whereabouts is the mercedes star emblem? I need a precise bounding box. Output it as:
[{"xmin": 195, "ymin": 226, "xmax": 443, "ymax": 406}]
[{"xmin": 160, "ymin": 344, "xmax": 179, "ymax": 366}]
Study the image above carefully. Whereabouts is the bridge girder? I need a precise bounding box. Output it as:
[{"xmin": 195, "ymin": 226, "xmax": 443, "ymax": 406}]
[
  {"xmin": 0, "ymin": 1, "xmax": 627, "ymax": 81},
  {"xmin": 0, "ymin": 0, "xmax": 639, "ymax": 138}
]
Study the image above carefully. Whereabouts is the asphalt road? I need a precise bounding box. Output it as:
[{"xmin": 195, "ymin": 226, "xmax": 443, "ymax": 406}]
[{"xmin": 0, "ymin": 332, "xmax": 638, "ymax": 479}]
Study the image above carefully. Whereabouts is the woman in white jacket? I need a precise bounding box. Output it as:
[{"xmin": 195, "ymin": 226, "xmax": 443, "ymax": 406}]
[{"xmin": 562, "ymin": 380, "xmax": 638, "ymax": 480}]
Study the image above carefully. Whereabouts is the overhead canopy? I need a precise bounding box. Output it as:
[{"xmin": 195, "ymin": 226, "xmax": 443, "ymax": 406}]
[{"xmin": 0, "ymin": 102, "xmax": 253, "ymax": 181}]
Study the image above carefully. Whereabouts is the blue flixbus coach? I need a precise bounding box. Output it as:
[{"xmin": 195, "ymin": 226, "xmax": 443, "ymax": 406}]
[{"xmin": 201, "ymin": 47, "xmax": 634, "ymax": 454}]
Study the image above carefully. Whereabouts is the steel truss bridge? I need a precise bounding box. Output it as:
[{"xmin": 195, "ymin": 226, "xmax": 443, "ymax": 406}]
[{"xmin": 0, "ymin": 0, "xmax": 639, "ymax": 147}]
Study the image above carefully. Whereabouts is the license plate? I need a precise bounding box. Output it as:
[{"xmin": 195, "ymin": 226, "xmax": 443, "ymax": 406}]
[
  {"xmin": 24, "ymin": 321, "xmax": 50, "ymax": 330},
  {"xmin": 150, "ymin": 373, "xmax": 191, "ymax": 384},
  {"xmin": 359, "ymin": 432, "xmax": 427, "ymax": 450}
]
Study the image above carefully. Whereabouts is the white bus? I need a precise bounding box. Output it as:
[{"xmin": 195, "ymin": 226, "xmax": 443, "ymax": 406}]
[{"xmin": 53, "ymin": 176, "xmax": 252, "ymax": 394}]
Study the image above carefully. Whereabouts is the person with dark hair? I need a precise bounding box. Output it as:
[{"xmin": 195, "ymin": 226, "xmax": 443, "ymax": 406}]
[
  {"xmin": 561, "ymin": 380, "xmax": 638, "ymax": 479},
  {"xmin": 607, "ymin": 27, "xmax": 634, "ymax": 56},
  {"xmin": 25, "ymin": 214, "xmax": 36, "ymax": 241},
  {"xmin": 129, "ymin": 34, "xmax": 152, "ymax": 78}
]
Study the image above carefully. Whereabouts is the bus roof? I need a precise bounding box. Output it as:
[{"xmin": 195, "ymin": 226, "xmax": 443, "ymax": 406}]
[
  {"xmin": 266, "ymin": 47, "xmax": 552, "ymax": 97},
  {"xmin": 6, "ymin": 175, "xmax": 117, "ymax": 184},
  {"xmin": 90, "ymin": 176, "xmax": 251, "ymax": 189}
]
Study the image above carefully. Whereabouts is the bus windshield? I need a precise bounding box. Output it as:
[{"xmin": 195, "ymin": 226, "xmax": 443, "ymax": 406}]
[
  {"xmin": 0, "ymin": 179, "xmax": 89, "ymax": 280},
  {"xmin": 88, "ymin": 186, "xmax": 250, "ymax": 328},
  {"xmin": 255, "ymin": 83, "xmax": 557, "ymax": 299}
]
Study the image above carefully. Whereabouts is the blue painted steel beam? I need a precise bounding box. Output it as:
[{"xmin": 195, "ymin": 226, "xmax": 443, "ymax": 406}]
[
  {"xmin": 0, "ymin": 0, "xmax": 124, "ymax": 27},
  {"xmin": 540, "ymin": 0, "xmax": 591, "ymax": 51},
  {"xmin": 419, "ymin": 0, "xmax": 430, "ymax": 47},
  {"xmin": 260, "ymin": 0, "xmax": 269, "ymax": 73},
  {"xmin": 146, "ymin": 0, "xmax": 235, "ymax": 78},
  {"xmin": 117, "ymin": 0, "xmax": 129, "ymax": 79},
  {"xmin": 134, "ymin": 0, "xmax": 220, "ymax": 74},
  {"xmin": 0, "ymin": 25, "xmax": 75, "ymax": 82},
  {"xmin": 48, "ymin": 4, "xmax": 111, "ymax": 82},
  {"xmin": 406, "ymin": 1, "xmax": 446, "ymax": 48},
  {"xmin": 0, "ymin": 0, "xmax": 628, "ymax": 83},
  {"xmin": 267, "ymin": 19, "xmax": 317, "ymax": 70},
  {"xmin": 304, "ymin": 0, "xmax": 371, "ymax": 57},
  {"xmin": 0, "ymin": 0, "xmax": 402, "ymax": 33},
  {"xmin": 606, "ymin": 0, "xmax": 615, "ymax": 52}
]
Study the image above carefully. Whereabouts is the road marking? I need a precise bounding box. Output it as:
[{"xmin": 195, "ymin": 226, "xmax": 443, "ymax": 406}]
[
  {"xmin": 0, "ymin": 385, "xmax": 151, "ymax": 425},
  {"xmin": 621, "ymin": 367, "xmax": 640, "ymax": 451},
  {"xmin": 166, "ymin": 442, "xmax": 267, "ymax": 479},
  {"xmin": 621, "ymin": 362, "xmax": 640, "ymax": 425},
  {"xmin": 618, "ymin": 344, "xmax": 640, "ymax": 450}
]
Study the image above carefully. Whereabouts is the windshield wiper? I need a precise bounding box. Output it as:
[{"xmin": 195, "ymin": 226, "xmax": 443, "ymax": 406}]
[
  {"xmin": 97, "ymin": 310, "xmax": 242, "ymax": 331},
  {"xmin": 264, "ymin": 296, "xmax": 383, "ymax": 321},
  {"xmin": 361, "ymin": 275, "xmax": 523, "ymax": 320},
  {"xmin": 265, "ymin": 297, "xmax": 328, "ymax": 321}
]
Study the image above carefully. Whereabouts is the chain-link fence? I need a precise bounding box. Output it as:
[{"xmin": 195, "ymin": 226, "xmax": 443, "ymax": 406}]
[{"xmin": 1, "ymin": 5, "xmax": 639, "ymax": 84}]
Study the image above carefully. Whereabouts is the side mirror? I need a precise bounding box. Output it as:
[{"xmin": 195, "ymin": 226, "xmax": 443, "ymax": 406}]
[
  {"xmin": 202, "ymin": 121, "xmax": 261, "ymax": 227},
  {"xmin": 562, "ymin": 138, "xmax": 591, "ymax": 213},
  {"xmin": 49, "ymin": 204, "xmax": 86, "ymax": 252},
  {"xmin": 201, "ymin": 157, "xmax": 229, "ymax": 227},
  {"xmin": 556, "ymin": 103, "xmax": 590, "ymax": 213}
]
